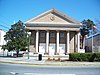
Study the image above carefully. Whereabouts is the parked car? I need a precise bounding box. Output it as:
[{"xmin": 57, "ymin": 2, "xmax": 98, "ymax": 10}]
[{"xmin": 7, "ymin": 51, "xmax": 24, "ymax": 57}]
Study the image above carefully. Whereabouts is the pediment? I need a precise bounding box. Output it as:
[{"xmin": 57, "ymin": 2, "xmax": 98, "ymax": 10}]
[
  {"xmin": 30, "ymin": 12, "xmax": 72, "ymax": 24},
  {"xmin": 25, "ymin": 8, "xmax": 81, "ymax": 25}
]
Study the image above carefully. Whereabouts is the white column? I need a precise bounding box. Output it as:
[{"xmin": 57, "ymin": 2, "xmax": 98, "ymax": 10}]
[
  {"xmin": 75, "ymin": 33, "xmax": 78, "ymax": 52},
  {"xmin": 56, "ymin": 31, "xmax": 59, "ymax": 54},
  {"xmin": 77, "ymin": 32, "xmax": 80, "ymax": 52},
  {"xmin": 46, "ymin": 31, "xmax": 49, "ymax": 54},
  {"xmin": 67, "ymin": 31, "xmax": 70, "ymax": 53},
  {"xmin": 36, "ymin": 31, "xmax": 39, "ymax": 53}
]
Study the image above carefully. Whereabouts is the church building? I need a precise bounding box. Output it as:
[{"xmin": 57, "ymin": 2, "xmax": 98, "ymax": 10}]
[{"xmin": 25, "ymin": 8, "xmax": 84, "ymax": 56}]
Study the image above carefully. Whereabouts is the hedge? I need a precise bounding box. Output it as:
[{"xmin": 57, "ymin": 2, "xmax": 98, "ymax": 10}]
[{"xmin": 69, "ymin": 53, "xmax": 100, "ymax": 62}]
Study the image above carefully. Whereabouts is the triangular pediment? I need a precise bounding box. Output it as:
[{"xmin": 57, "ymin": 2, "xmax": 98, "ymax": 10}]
[{"xmin": 25, "ymin": 8, "xmax": 81, "ymax": 25}]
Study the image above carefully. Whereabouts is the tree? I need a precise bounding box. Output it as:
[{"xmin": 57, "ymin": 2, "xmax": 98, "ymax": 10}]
[
  {"xmin": 80, "ymin": 19, "xmax": 95, "ymax": 49},
  {"xmin": 80, "ymin": 25, "xmax": 89, "ymax": 48},
  {"xmin": 2, "ymin": 20, "xmax": 28, "ymax": 57},
  {"xmin": 81, "ymin": 19, "xmax": 95, "ymax": 30}
]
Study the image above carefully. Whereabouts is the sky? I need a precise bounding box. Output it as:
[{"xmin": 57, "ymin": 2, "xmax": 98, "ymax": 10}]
[{"xmin": 0, "ymin": 0, "xmax": 100, "ymax": 31}]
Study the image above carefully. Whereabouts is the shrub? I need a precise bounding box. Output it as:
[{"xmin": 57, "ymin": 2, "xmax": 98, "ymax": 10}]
[
  {"xmin": 94, "ymin": 53, "xmax": 100, "ymax": 61},
  {"xmin": 69, "ymin": 53, "xmax": 100, "ymax": 62},
  {"xmin": 69, "ymin": 53, "xmax": 79, "ymax": 61}
]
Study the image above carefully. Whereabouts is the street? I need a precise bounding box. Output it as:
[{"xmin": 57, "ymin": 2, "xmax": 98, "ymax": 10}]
[{"xmin": 0, "ymin": 63, "xmax": 100, "ymax": 75}]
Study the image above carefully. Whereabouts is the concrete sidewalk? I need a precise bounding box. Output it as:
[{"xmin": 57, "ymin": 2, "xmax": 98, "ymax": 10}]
[{"xmin": 0, "ymin": 56, "xmax": 100, "ymax": 66}]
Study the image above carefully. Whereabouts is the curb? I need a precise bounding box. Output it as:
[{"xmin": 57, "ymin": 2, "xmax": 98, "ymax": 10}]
[{"xmin": 0, "ymin": 60, "xmax": 100, "ymax": 66}]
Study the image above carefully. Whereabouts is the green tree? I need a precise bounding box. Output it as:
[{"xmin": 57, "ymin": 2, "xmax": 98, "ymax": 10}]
[
  {"xmin": 2, "ymin": 20, "xmax": 28, "ymax": 57},
  {"xmin": 81, "ymin": 19, "xmax": 95, "ymax": 30},
  {"xmin": 80, "ymin": 25, "xmax": 89, "ymax": 48},
  {"xmin": 80, "ymin": 19, "xmax": 95, "ymax": 49}
]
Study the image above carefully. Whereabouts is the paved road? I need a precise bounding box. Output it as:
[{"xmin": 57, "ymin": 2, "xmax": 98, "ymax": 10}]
[{"xmin": 0, "ymin": 63, "xmax": 100, "ymax": 75}]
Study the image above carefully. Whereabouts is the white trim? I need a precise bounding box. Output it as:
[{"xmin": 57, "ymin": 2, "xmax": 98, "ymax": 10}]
[
  {"xmin": 25, "ymin": 22, "xmax": 81, "ymax": 28},
  {"xmin": 25, "ymin": 22, "xmax": 82, "ymax": 25},
  {"xmin": 26, "ymin": 27, "xmax": 80, "ymax": 31}
]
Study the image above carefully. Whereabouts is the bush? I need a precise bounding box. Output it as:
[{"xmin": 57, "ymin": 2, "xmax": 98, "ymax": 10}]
[
  {"xmin": 94, "ymin": 53, "xmax": 100, "ymax": 61},
  {"xmin": 69, "ymin": 53, "xmax": 80, "ymax": 61},
  {"xmin": 69, "ymin": 53, "xmax": 100, "ymax": 62}
]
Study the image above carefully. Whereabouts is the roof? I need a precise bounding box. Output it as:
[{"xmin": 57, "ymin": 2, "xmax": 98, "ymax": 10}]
[
  {"xmin": 86, "ymin": 32, "xmax": 100, "ymax": 39},
  {"xmin": 25, "ymin": 8, "xmax": 82, "ymax": 25}
]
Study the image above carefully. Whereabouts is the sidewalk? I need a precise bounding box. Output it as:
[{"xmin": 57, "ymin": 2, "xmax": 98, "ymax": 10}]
[{"xmin": 0, "ymin": 56, "xmax": 100, "ymax": 66}]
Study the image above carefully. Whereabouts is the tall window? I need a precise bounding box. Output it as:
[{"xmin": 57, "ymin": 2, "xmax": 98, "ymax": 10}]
[
  {"xmin": 60, "ymin": 32, "xmax": 65, "ymax": 38},
  {"xmin": 40, "ymin": 31, "xmax": 45, "ymax": 37},
  {"xmin": 50, "ymin": 32, "xmax": 55, "ymax": 37}
]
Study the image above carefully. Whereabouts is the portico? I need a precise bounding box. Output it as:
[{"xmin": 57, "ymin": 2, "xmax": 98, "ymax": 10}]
[{"xmin": 25, "ymin": 8, "xmax": 82, "ymax": 55}]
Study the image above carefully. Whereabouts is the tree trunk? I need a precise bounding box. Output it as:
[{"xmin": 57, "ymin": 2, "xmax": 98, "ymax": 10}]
[
  {"xmin": 16, "ymin": 50, "xmax": 19, "ymax": 57},
  {"xmin": 82, "ymin": 35, "xmax": 85, "ymax": 49}
]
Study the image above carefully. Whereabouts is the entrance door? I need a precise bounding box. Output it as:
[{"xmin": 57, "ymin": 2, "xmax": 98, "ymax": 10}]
[
  {"xmin": 59, "ymin": 44, "xmax": 65, "ymax": 55},
  {"xmin": 49, "ymin": 44, "xmax": 55, "ymax": 55},
  {"xmin": 39, "ymin": 43, "xmax": 45, "ymax": 55}
]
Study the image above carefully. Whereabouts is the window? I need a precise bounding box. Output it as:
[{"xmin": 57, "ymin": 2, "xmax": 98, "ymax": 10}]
[
  {"xmin": 60, "ymin": 32, "xmax": 64, "ymax": 38},
  {"xmin": 40, "ymin": 31, "xmax": 45, "ymax": 37},
  {"xmin": 50, "ymin": 32, "xmax": 55, "ymax": 37}
]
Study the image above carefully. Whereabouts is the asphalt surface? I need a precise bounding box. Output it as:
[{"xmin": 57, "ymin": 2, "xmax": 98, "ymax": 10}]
[{"xmin": 0, "ymin": 63, "xmax": 100, "ymax": 75}]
